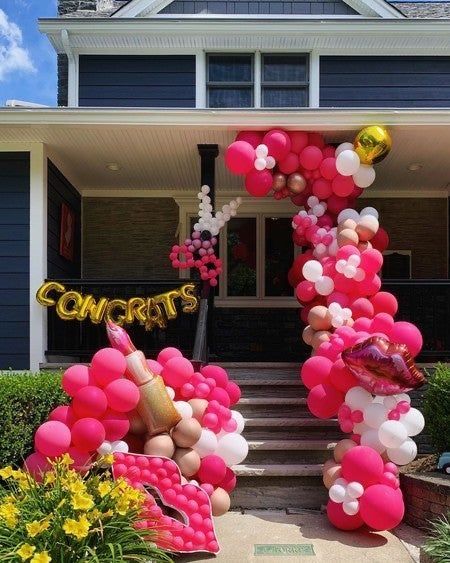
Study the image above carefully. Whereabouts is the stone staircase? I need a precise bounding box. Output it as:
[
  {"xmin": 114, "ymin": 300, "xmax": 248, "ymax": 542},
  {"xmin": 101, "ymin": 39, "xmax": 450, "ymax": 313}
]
[{"xmin": 223, "ymin": 363, "xmax": 343, "ymax": 510}]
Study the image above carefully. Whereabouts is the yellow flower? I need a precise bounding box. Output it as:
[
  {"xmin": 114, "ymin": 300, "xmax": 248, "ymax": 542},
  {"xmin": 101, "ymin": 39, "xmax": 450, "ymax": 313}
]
[
  {"xmin": 0, "ymin": 501, "xmax": 20, "ymax": 528},
  {"xmin": 63, "ymin": 514, "xmax": 91, "ymax": 540},
  {"xmin": 30, "ymin": 551, "xmax": 51, "ymax": 563},
  {"xmin": 88, "ymin": 508, "xmax": 102, "ymax": 522},
  {"xmin": 102, "ymin": 453, "xmax": 115, "ymax": 466},
  {"xmin": 102, "ymin": 509, "xmax": 113, "ymax": 518},
  {"xmin": 59, "ymin": 453, "xmax": 74, "ymax": 466},
  {"xmin": 43, "ymin": 472, "xmax": 56, "ymax": 485},
  {"xmin": 17, "ymin": 543, "xmax": 36, "ymax": 561},
  {"xmin": 97, "ymin": 481, "xmax": 111, "ymax": 498},
  {"xmin": 0, "ymin": 466, "xmax": 14, "ymax": 479},
  {"xmin": 63, "ymin": 476, "xmax": 86, "ymax": 495},
  {"xmin": 26, "ymin": 519, "xmax": 50, "ymax": 538},
  {"xmin": 71, "ymin": 493, "xmax": 94, "ymax": 511}
]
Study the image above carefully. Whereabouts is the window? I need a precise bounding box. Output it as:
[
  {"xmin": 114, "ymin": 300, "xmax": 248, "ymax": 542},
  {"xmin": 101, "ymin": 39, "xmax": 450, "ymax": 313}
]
[
  {"xmin": 206, "ymin": 53, "xmax": 309, "ymax": 108},
  {"xmin": 382, "ymin": 251, "xmax": 412, "ymax": 279},
  {"xmin": 207, "ymin": 54, "xmax": 254, "ymax": 108}
]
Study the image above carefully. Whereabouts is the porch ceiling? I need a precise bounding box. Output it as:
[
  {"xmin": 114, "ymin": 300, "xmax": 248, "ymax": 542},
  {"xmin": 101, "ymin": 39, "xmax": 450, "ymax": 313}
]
[{"xmin": 0, "ymin": 108, "xmax": 449, "ymax": 196}]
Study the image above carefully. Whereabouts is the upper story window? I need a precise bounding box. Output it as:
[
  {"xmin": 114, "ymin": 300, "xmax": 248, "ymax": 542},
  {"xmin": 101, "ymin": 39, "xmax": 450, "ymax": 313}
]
[{"xmin": 206, "ymin": 53, "xmax": 309, "ymax": 108}]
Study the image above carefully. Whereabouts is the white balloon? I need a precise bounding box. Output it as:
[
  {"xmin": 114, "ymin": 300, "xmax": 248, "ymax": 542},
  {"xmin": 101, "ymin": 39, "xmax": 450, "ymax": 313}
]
[
  {"xmin": 329, "ymin": 484, "xmax": 346, "ymax": 503},
  {"xmin": 97, "ymin": 441, "xmax": 113, "ymax": 456},
  {"xmin": 354, "ymin": 268, "xmax": 366, "ymax": 282},
  {"xmin": 378, "ymin": 420, "xmax": 408, "ymax": 449},
  {"xmin": 254, "ymin": 158, "xmax": 267, "ymax": 171},
  {"xmin": 215, "ymin": 433, "xmax": 248, "ymax": 466},
  {"xmin": 334, "ymin": 478, "xmax": 348, "ymax": 487},
  {"xmin": 337, "ymin": 208, "xmax": 360, "ymax": 224},
  {"xmin": 256, "ymin": 144, "xmax": 269, "ymax": 159},
  {"xmin": 353, "ymin": 422, "xmax": 370, "ymax": 435},
  {"xmin": 395, "ymin": 393, "xmax": 411, "ymax": 405},
  {"xmin": 335, "ymin": 142, "xmax": 354, "ymax": 157},
  {"xmin": 363, "ymin": 402, "xmax": 388, "ymax": 429},
  {"xmin": 343, "ymin": 265, "xmax": 357, "ymax": 279},
  {"xmin": 361, "ymin": 429, "xmax": 386, "ymax": 454},
  {"xmin": 343, "ymin": 500, "xmax": 360, "ymax": 516},
  {"xmin": 372, "ymin": 395, "xmax": 385, "ymax": 404},
  {"xmin": 266, "ymin": 156, "xmax": 276, "ymax": 169},
  {"xmin": 346, "ymin": 481, "xmax": 364, "ymax": 499},
  {"xmin": 111, "ymin": 440, "xmax": 129, "ymax": 453},
  {"xmin": 315, "ymin": 275, "xmax": 334, "ymax": 296},
  {"xmin": 360, "ymin": 206, "xmax": 379, "ymax": 220},
  {"xmin": 336, "ymin": 150, "xmax": 360, "ymax": 176},
  {"xmin": 231, "ymin": 410, "xmax": 245, "ymax": 434},
  {"xmin": 387, "ymin": 438, "xmax": 417, "ymax": 466},
  {"xmin": 345, "ymin": 386, "xmax": 373, "ymax": 411},
  {"xmin": 400, "ymin": 408, "xmax": 425, "ymax": 437},
  {"xmin": 193, "ymin": 429, "xmax": 218, "ymax": 458},
  {"xmin": 383, "ymin": 396, "xmax": 398, "ymax": 411},
  {"xmin": 174, "ymin": 401, "xmax": 194, "ymax": 420},
  {"xmin": 201, "ymin": 185, "xmax": 210, "ymax": 194},
  {"xmin": 353, "ymin": 165, "xmax": 376, "ymax": 188},
  {"xmin": 302, "ymin": 260, "xmax": 323, "ymax": 283},
  {"xmin": 165, "ymin": 386, "xmax": 175, "ymax": 400}
]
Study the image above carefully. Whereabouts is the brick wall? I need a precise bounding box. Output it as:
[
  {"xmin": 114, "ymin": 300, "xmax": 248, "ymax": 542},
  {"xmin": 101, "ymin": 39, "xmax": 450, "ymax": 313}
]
[
  {"xmin": 401, "ymin": 473, "xmax": 450, "ymax": 530},
  {"xmin": 82, "ymin": 197, "xmax": 179, "ymax": 280}
]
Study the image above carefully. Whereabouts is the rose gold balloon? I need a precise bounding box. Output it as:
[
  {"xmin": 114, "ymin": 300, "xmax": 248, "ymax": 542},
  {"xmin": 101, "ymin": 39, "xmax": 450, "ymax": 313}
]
[
  {"xmin": 338, "ymin": 218, "xmax": 357, "ymax": 233},
  {"xmin": 333, "ymin": 439, "xmax": 357, "ymax": 463},
  {"xmin": 172, "ymin": 418, "xmax": 202, "ymax": 448},
  {"xmin": 323, "ymin": 458, "xmax": 339, "ymax": 473},
  {"xmin": 311, "ymin": 330, "xmax": 331, "ymax": 350},
  {"xmin": 173, "ymin": 447, "xmax": 201, "ymax": 477},
  {"xmin": 302, "ymin": 325, "xmax": 315, "ymax": 346},
  {"xmin": 323, "ymin": 464, "xmax": 342, "ymax": 489},
  {"xmin": 337, "ymin": 228, "xmax": 359, "ymax": 248},
  {"xmin": 272, "ymin": 172, "xmax": 287, "ymax": 192},
  {"xmin": 287, "ymin": 173, "xmax": 307, "ymax": 195},
  {"xmin": 357, "ymin": 241, "xmax": 372, "ymax": 252},
  {"xmin": 188, "ymin": 399, "xmax": 208, "ymax": 423},
  {"xmin": 356, "ymin": 216, "xmax": 379, "ymax": 241},
  {"xmin": 128, "ymin": 410, "xmax": 147, "ymax": 435},
  {"xmin": 210, "ymin": 487, "xmax": 231, "ymax": 517},
  {"xmin": 308, "ymin": 305, "xmax": 332, "ymax": 331},
  {"xmin": 143, "ymin": 433, "xmax": 175, "ymax": 457}
]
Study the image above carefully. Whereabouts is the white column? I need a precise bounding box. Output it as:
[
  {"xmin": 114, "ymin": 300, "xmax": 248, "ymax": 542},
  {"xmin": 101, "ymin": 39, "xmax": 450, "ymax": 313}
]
[
  {"xmin": 309, "ymin": 51, "xmax": 320, "ymax": 108},
  {"xmin": 29, "ymin": 144, "xmax": 47, "ymax": 371},
  {"xmin": 195, "ymin": 51, "xmax": 206, "ymax": 108}
]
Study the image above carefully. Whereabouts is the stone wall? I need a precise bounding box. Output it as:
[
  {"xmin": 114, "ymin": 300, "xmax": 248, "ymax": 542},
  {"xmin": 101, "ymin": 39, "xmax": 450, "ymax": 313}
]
[
  {"xmin": 401, "ymin": 473, "xmax": 450, "ymax": 530},
  {"xmin": 58, "ymin": 0, "xmax": 96, "ymax": 15}
]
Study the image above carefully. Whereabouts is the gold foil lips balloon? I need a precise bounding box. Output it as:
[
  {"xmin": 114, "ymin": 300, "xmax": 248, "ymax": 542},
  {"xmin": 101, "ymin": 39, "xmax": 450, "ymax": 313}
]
[
  {"xmin": 341, "ymin": 336, "xmax": 426, "ymax": 396},
  {"xmin": 354, "ymin": 125, "xmax": 392, "ymax": 165}
]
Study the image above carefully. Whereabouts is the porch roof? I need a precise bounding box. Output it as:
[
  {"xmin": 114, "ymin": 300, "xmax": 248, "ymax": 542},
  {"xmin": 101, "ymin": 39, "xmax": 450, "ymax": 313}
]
[{"xmin": 0, "ymin": 107, "xmax": 449, "ymax": 197}]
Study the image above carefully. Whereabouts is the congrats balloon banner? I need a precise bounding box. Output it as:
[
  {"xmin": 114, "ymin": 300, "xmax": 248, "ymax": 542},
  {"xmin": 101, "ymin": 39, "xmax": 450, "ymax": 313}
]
[
  {"xmin": 36, "ymin": 281, "xmax": 199, "ymax": 331},
  {"xmin": 225, "ymin": 126, "xmax": 426, "ymax": 533}
]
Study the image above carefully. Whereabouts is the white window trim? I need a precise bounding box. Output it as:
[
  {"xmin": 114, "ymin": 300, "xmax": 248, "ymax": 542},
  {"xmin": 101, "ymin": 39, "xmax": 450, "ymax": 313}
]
[{"xmin": 383, "ymin": 250, "xmax": 412, "ymax": 279}]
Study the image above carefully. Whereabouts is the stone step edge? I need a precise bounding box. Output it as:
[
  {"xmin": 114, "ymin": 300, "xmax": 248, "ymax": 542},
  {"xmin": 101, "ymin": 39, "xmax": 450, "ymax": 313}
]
[
  {"xmin": 238, "ymin": 398, "xmax": 307, "ymax": 405},
  {"xmin": 234, "ymin": 379, "xmax": 303, "ymax": 386},
  {"xmin": 247, "ymin": 439, "xmax": 337, "ymax": 451},
  {"xmin": 244, "ymin": 417, "xmax": 338, "ymax": 427},
  {"xmin": 232, "ymin": 463, "xmax": 323, "ymax": 477}
]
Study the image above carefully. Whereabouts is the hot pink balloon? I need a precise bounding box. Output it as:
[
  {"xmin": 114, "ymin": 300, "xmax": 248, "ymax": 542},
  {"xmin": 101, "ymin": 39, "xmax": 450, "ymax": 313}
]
[
  {"xmin": 289, "ymin": 131, "xmax": 309, "ymax": 153},
  {"xmin": 24, "ymin": 452, "xmax": 52, "ymax": 481},
  {"xmin": 332, "ymin": 175, "xmax": 354, "ymax": 197},
  {"xmin": 319, "ymin": 157, "xmax": 338, "ymax": 181},
  {"xmin": 390, "ymin": 321, "xmax": 423, "ymax": 357},
  {"xmin": 104, "ymin": 379, "xmax": 140, "ymax": 412},
  {"xmin": 326, "ymin": 292, "xmax": 349, "ymax": 308},
  {"xmin": 245, "ymin": 169, "xmax": 273, "ymax": 197},
  {"xmin": 334, "ymin": 273, "xmax": 355, "ymax": 294},
  {"xmin": 327, "ymin": 195, "xmax": 348, "ymax": 215},
  {"xmin": 263, "ymin": 129, "xmax": 291, "ymax": 160},
  {"xmin": 102, "ymin": 410, "xmax": 130, "ymax": 441},
  {"xmin": 49, "ymin": 405, "xmax": 76, "ymax": 428},
  {"xmin": 350, "ymin": 298, "xmax": 374, "ymax": 320},
  {"xmin": 157, "ymin": 347, "xmax": 183, "ymax": 365},
  {"xmin": 353, "ymin": 317, "xmax": 372, "ymax": 332},
  {"xmin": 62, "ymin": 365, "xmax": 90, "ymax": 397},
  {"xmin": 208, "ymin": 387, "xmax": 231, "ymax": 408},
  {"xmin": 327, "ymin": 500, "xmax": 364, "ymax": 531},
  {"xmin": 198, "ymin": 455, "xmax": 227, "ymax": 485},
  {"xmin": 235, "ymin": 131, "xmax": 264, "ymax": 148},
  {"xmin": 301, "ymin": 356, "xmax": 332, "ymax": 389},
  {"xmin": 359, "ymin": 484, "xmax": 405, "ymax": 530},
  {"xmin": 162, "ymin": 356, "xmax": 194, "ymax": 388},
  {"xmin": 329, "ymin": 358, "xmax": 358, "ymax": 393},
  {"xmin": 296, "ymin": 280, "xmax": 316, "ymax": 303},
  {"xmin": 307, "ymin": 383, "xmax": 343, "ymax": 419},
  {"xmin": 356, "ymin": 273, "xmax": 381, "ymax": 297},
  {"xmin": 90, "ymin": 348, "xmax": 126, "ymax": 387},
  {"xmin": 225, "ymin": 381, "xmax": 241, "ymax": 405},
  {"xmin": 312, "ymin": 178, "xmax": 333, "ymax": 199},
  {"xmin": 278, "ymin": 152, "xmax": 300, "ymax": 174},
  {"xmin": 341, "ymin": 446, "xmax": 384, "ymax": 488},
  {"xmin": 218, "ymin": 467, "xmax": 237, "ymax": 493},
  {"xmin": 371, "ymin": 226, "xmax": 389, "ymax": 252},
  {"xmin": 370, "ymin": 292, "xmax": 398, "ymax": 316},
  {"xmin": 201, "ymin": 365, "xmax": 229, "ymax": 388},
  {"xmin": 299, "ymin": 145, "xmax": 323, "ymax": 171},
  {"xmin": 72, "ymin": 386, "xmax": 108, "ymax": 419},
  {"xmin": 35, "ymin": 420, "xmax": 71, "ymax": 458},
  {"xmin": 225, "ymin": 141, "xmax": 255, "ymax": 175},
  {"xmin": 147, "ymin": 359, "xmax": 163, "ymax": 375},
  {"xmin": 67, "ymin": 447, "xmax": 92, "ymax": 472},
  {"xmin": 71, "ymin": 418, "xmax": 106, "ymax": 452},
  {"xmin": 370, "ymin": 313, "xmax": 394, "ymax": 335},
  {"xmin": 360, "ymin": 249, "xmax": 383, "ymax": 275},
  {"xmin": 337, "ymin": 245, "xmax": 360, "ymax": 261},
  {"xmin": 309, "ymin": 132, "xmax": 325, "ymax": 149}
]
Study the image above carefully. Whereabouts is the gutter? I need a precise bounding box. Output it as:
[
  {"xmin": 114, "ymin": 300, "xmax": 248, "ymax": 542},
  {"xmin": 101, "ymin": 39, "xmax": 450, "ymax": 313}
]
[{"xmin": 61, "ymin": 30, "xmax": 78, "ymax": 107}]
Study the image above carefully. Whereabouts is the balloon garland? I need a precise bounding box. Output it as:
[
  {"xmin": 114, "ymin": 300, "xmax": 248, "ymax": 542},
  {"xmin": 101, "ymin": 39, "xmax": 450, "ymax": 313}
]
[{"xmin": 225, "ymin": 126, "xmax": 425, "ymax": 533}]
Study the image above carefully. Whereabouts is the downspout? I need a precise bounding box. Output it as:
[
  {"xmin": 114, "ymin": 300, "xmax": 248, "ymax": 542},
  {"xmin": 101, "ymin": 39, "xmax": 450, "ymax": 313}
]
[{"xmin": 61, "ymin": 29, "xmax": 78, "ymax": 107}]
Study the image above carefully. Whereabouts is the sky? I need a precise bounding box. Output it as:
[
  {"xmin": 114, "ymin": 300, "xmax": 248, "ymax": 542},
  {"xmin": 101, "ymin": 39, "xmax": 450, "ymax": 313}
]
[{"xmin": 0, "ymin": 0, "xmax": 57, "ymax": 107}]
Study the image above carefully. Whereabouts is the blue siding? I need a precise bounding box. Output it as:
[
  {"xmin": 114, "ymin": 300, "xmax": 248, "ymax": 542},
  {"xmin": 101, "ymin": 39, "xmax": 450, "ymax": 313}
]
[
  {"xmin": 0, "ymin": 153, "xmax": 30, "ymax": 369},
  {"xmin": 47, "ymin": 161, "xmax": 81, "ymax": 278},
  {"xmin": 161, "ymin": 0, "xmax": 357, "ymax": 14},
  {"xmin": 79, "ymin": 56, "xmax": 196, "ymax": 107},
  {"xmin": 320, "ymin": 56, "xmax": 450, "ymax": 108}
]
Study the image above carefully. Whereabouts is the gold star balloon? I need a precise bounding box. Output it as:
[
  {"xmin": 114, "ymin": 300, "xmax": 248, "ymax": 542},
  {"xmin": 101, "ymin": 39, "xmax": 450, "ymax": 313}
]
[{"xmin": 354, "ymin": 125, "xmax": 392, "ymax": 165}]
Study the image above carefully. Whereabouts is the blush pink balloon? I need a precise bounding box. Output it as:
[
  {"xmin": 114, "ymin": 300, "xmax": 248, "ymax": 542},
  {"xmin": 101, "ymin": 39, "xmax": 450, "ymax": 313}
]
[
  {"xmin": 307, "ymin": 383, "xmax": 343, "ymax": 419},
  {"xmin": 332, "ymin": 175, "xmax": 354, "ymax": 197},
  {"xmin": 147, "ymin": 359, "xmax": 163, "ymax": 375},
  {"xmin": 359, "ymin": 484, "xmax": 405, "ymax": 530},
  {"xmin": 319, "ymin": 157, "xmax": 338, "ymax": 181},
  {"xmin": 90, "ymin": 348, "xmax": 126, "ymax": 387},
  {"xmin": 278, "ymin": 152, "xmax": 300, "ymax": 174},
  {"xmin": 104, "ymin": 379, "xmax": 140, "ymax": 412},
  {"xmin": 327, "ymin": 500, "xmax": 364, "ymax": 531},
  {"xmin": 198, "ymin": 455, "xmax": 227, "ymax": 485},
  {"xmin": 263, "ymin": 129, "xmax": 291, "ymax": 160},
  {"xmin": 341, "ymin": 445, "xmax": 384, "ymax": 488},
  {"xmin": 245, "ymin": 169, "xmax": 273, "ymax": 197},
  {"xmin": 62, "ymin": 365, "xmax": 90, "ymax": 397},
  {"xmin": 72, "ymin": 386, "xmax": 108, "ymax": 419},
  {"xmin": 225, "ymin": 381, "xmax": 241, "ymax": 405},
  {"xmin": 299, "ymin": 145, "xmax": 323, "ymax": 171},
  {"xmin": 201, "ymin": 365, "xmax": 229, "ymax": 388},
  {"xmin": 49, "ymin": 405, "xmax": 75, "ymax": 428},
  {"xmin": 157, "ymin": 347, "xmax": 183, "ymax": 365},
  {"xmin": 225, "ymin": 141, "xmax": 255, "ymax": 175},
  {"xmin": 35, "ymin": 420, "xmax": 71, "ymax": 458},
  {"xmin": 390, "ymin": 321, "xmax": 423, "ymax": 357},
  {"xmin": 301, "ymin": 356, "xmax": 332, "ymax": 389},
  {"xmin": 370, "ymin": 292, "xmax": 398, "ymax": 316},
  {"xmin": 289, "ymin": 131, "xmax": 309, "ymax": 153},
  {"xmin": 71, "ymin": 418, "xmax": 106, "ymax": 452},
  {"xmin": 102, "ymin": 410, "xmax": 130, "ymax": 441},
  {"xmin": 235, "ymin": 131, "xmax": 264, "ymax": 148}
]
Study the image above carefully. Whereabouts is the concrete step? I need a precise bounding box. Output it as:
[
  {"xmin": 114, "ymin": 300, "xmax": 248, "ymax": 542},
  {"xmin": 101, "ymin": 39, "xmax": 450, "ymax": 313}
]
[
  {"xmin": 235, "ymin": 379, "xmax": 307, "ymax": 398},
  {"xmin": 245, "ymin": 439, "xmax": 336, "ymax": 464},
  {"xmin": 224, "ymin": 365, "xmax": 299, "ymax": 381},
  {"xmin": 233, "ymin": 463, "xmax": 323, "ymax": 477},
  {"xmin": 242, "ymin": 417, "xmax": 342, "ymax": 440},
  {"xmin": 236, "ymin": 397, "xmax": 309, "ymax": 417}
]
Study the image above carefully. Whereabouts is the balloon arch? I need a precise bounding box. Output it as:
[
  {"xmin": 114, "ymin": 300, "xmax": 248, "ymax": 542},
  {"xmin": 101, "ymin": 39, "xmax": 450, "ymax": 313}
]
[{"xmin": 224, "ymin": 126, "xmax": 426, "ymax": 532}]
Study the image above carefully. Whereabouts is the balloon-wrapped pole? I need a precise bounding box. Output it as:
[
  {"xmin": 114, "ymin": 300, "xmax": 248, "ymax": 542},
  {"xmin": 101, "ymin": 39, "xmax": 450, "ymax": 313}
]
[{"xmin": 106, "ymin": 321, "xmax": 181, "ymax": 436}]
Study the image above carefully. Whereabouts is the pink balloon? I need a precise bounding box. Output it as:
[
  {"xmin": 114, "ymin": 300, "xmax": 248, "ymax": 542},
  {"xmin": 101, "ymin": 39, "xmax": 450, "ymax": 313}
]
[
  {"xmin": 335, "ymin": 325, "xmax": 358, "ymax": 347},
  {"xmin": 157, "ymin": 347, "xmax": 183, "ymax": 365},
  {"xmin": 319, "ymin": 157, "xmax": 338, "ymax": 181},
  {"xmin": 370, "ymin": 292, "xmax": 398, "ymax": 316},
  {"xmin": 301, "ymin": 356, "xmax": 332, "ymax": 389},
  {"xmin": 371, "ymin": 227, "xmax": 389, "ymax": 252},
  {"xmin": 337, "ymin": 245, "xmax": 360, "ymax": 261},
  {"xmin": 201, "ymin": 365, "xmax": 229, "ymax": 388},
  {"xmin": 263, "ymin": 129, "xmax": 291, "ymax": 160},
  {"xmin": 317, "ymin": 214, "xmax": 334, "ymax": 229},
  {"xmin": 312, "ymin": 178, "xmax": 333, "ymax": 199},
  {"xmin": 104, "ymin": 379, "xmax": 140, "ymax": 412},
  {"xmin": 24, "ymin": 452, "xmax": 52, "ymax": 481},
  {"xmin": 390, "ymin": 321, "xmax": 423, "ymax": 357},
  {"xmin": 296, "ymin": 280, "xmax": 316, "ymax": 303},
  {"xmin": 245, "ymin": 169, "xmax": 273, "ymax": 197},
  {"xmin": 90, "ymin": 348, "xmax": 126, "ymax": 387},
  {"xmin": 359, "ymin": 484, "xmax": 405, "ymax": 530},
  {"xmin": 360, "ymin": 249, "xmax": 383, "ymax": 275},
  {"xmin": 341, "ymin": 446, "xmax": 384, "ymax": 488},
  {"xmin": 316, "ymin": 341, "xmax": 340, "ymax": 362},
  {"xmin": 350, "ymin": 298, "xmax": 374, "ymax": 320},
  {"xmin": 147, "ymin": 359, "xmax": 163, "ymax": 375},
  {"xmin": 225, "ymin": 141, "xmax": 255, "ymax": 175},
  {"xmin": 235, "ymin": 131, "xmax": 264, "ymax": 148},
  {"xmin": 327, "ymin": 195, "xmax": 348, "ymax": 215},
  {"xmin": 332, "ymin": 175, "xmax": 354, "ymax": 197},
  {"xmin": 225, "ymin": 381, "xmax": 241, "ymax": 405},
  {"xmin": 278, "ymin": 152, "xmax": 300, "ymax": 174},
  {"xmin": 72, "ymin": 386, "xmax": 108, "ymax": 419},
  {"xmin": 309, "ymin": 132, "xmax": 325, "ymax": 149},
  {"xmin": 208, "ymin": 387, "xmax": 231, "ymax": 408},
  {"xmin": 370, "ymin": 312, "xmax": 394, "ymax": 335},
  {"xmin": 307, "ymin": 383, "xmax": 343, "ymax": 419},
  {"xmin": 35, "ymin": 420, "xmax": 71, "ymax": 458},
  {"xmin": 322, "ymin": 145, "xmax": 336, "ymax": 158},
  {"xmin": 289, "ymin": 131, "xmax": 309, "ymax": 154},
  {"xmin": 218, "ymin": 467, "xmax": 237, "ymax": 493},
  {"xmin": 329, "ymin": 359, "xmax": 358, "ymax": 393},
  {"xmin": 102, "ymin": 410, "xmax": 130, "ymax": 441},
  {"xmin": 327, "ymin": 500, "xmax": 364, "ymax": 531},
  {"xmin": 353, "ymin": 317, "xmax": 372, "ymax": 332},
  {"xmin": 67, "ymin": 447, "xmax": 92, "ymax": 472},
  {"xmin": 357, "ymin": 273, "xmax": 381, "ymax": 297},
  {"xmin": 62, "ymin": 365, "xmax": 90, "ymax": 397},
  {"xmin": 71, "ymin": 418, "xmax": 106, "ymax": 452},
  {"xmin": 49, "ymin": 405, "xmax": 75, "ymax": 428},
  {"xmin": 299, "ymin": 145, "xmax": 323, "ymax": 171},
  {"xmin": 326, "ymin": 292, "xmax": 349, "ymax": 308},
  {"xmin": 334, "ymin": 273, "xmax": 355, "ymax": 294},
  {"xmin": 198, "ymin": 455, "xmax": 227, "ymax": 485}
]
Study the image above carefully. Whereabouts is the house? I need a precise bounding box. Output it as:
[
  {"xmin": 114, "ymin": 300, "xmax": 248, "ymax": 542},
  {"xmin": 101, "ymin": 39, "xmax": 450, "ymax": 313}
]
[{"xmin": 0, "ymin": 0, "xmax": 449, "ymax": 371}]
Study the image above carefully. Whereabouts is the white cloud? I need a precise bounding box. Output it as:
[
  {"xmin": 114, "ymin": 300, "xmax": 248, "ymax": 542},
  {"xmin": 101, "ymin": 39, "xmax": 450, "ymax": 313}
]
[{"xmin": 0, "ymin": 8, "xmax": 35, "ymax": 81}]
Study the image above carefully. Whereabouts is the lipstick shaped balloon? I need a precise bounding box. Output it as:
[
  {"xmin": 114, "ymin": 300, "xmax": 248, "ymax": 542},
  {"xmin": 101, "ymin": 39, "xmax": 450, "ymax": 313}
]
[{"xmin": 106, "ymin": 321, "xmax": 181, "ymax": 435}]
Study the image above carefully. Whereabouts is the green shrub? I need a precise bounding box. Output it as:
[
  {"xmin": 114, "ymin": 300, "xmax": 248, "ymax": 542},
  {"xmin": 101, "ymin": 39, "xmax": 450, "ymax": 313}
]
[
  {"xmin": 0, "ymin": 371, "xmax": 69, "ymax": 466},
  {"xmin": 423, "ymin": 364, "xmax": 450, "ymax": 454},
  {"xmin": 423, "ymin": 511, "xmax": 450, "ymax": 563}
]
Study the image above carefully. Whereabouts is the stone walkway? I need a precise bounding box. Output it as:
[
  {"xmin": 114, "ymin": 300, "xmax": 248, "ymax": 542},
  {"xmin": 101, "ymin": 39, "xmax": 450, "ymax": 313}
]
[{"xmin": 180, "ymin": 510, "xmax": 420, "ymax": 563}]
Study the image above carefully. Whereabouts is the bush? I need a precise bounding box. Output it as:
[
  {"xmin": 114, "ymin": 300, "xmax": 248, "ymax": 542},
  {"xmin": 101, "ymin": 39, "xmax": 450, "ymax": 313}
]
[
  {"xmin": 0, "ymin": 371, "xmax": 69, "ymax": 467},
  {"xmin": 423, "ymin": 364, "xmax": 450, "ymax": 454},
  {"xmin": 423, "ymin": 511, "xmax": 450, "ymax": 563}
]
